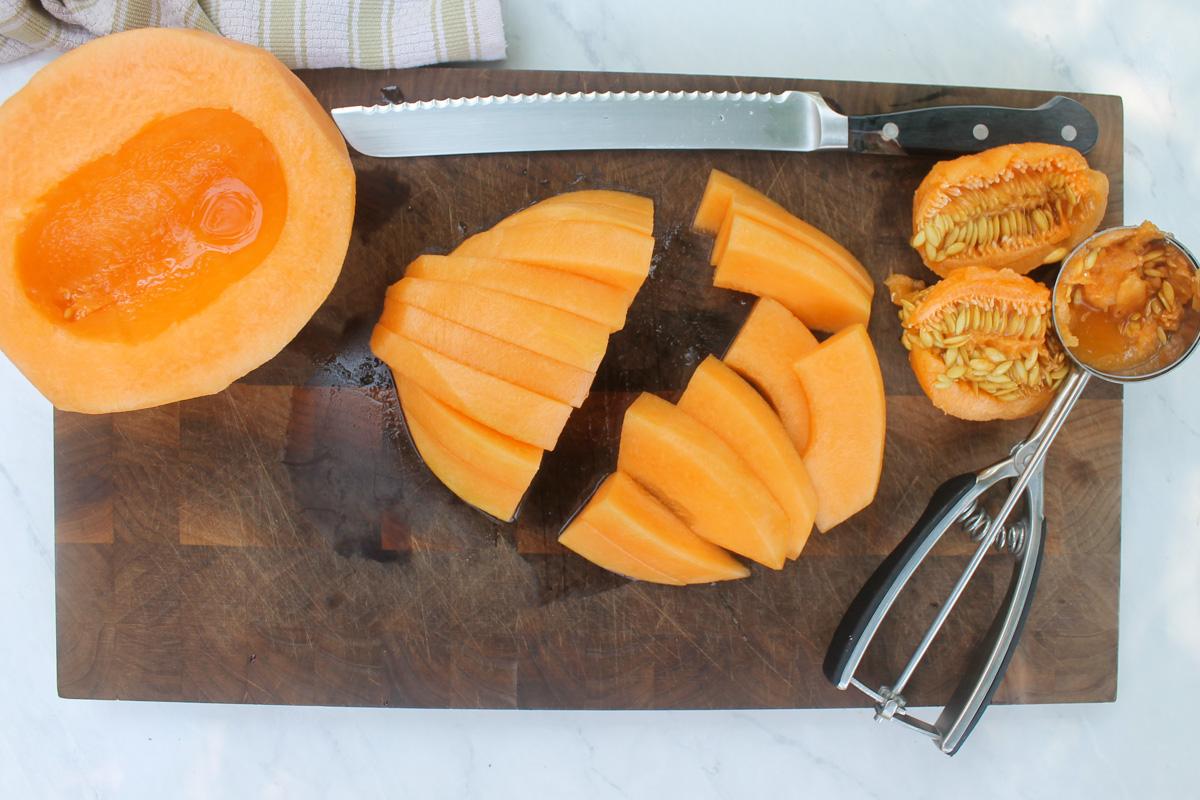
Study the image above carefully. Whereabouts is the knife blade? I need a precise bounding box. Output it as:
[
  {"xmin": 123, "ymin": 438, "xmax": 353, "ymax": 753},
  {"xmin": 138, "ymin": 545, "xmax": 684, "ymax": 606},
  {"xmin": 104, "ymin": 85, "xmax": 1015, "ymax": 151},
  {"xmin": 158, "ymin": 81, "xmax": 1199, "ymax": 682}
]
[{"xmin": 331, "ymin": 91, "xmax": 1098, "ymax": 159}]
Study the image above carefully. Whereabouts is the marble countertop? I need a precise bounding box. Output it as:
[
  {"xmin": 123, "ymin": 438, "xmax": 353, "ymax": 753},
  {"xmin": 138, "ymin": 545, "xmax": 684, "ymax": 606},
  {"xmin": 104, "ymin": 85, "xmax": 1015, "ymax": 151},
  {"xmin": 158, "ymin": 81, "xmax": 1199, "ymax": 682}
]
[{"xmin": 3, "ymin": 1, "xmax": 1198, "ymax": 796}]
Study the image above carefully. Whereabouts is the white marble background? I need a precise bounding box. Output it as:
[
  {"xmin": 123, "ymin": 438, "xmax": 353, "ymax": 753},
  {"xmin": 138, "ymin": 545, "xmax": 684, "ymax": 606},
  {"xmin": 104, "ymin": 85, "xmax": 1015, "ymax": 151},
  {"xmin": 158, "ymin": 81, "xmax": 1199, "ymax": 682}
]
[{"xmin": 3, "ymin": 0, "xmax": 1199, "ymax": 796}]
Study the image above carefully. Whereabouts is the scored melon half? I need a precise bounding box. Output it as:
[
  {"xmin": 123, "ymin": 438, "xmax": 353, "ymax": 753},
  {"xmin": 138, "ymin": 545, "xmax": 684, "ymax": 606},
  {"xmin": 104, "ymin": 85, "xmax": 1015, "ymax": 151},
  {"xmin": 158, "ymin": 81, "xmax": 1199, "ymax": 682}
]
[{"xmin": 0, "ymin": 28, "xmax": 355, "ymax": 413}]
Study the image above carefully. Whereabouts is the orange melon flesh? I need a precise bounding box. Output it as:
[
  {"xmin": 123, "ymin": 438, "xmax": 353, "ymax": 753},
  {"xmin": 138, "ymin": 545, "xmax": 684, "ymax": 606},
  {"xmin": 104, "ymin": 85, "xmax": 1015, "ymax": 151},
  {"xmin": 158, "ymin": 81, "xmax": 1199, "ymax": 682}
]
[
  {"xmin": 616, "ymin": 392, "xmax": 789, "ymax": 569},
  {"xmin": 693, "ymin": 168, "xmax": 873, "ymax": 296},
  {"xmin": 403, "ymin": 254, "xmax": 634, "ymax": 331},
  {"xmin": 497, "ymin": 191, "xmax": 654, "ymax": 235},
  {"xmin": 17, "ymin": 107, "xmax": 287, "ymax": 344},
  {"xmin": 677, "ymin": 356, "xmax": 818, "ymax": 560},
  {"xmin": 715, "ymin": 213, "xmax": 872, "ymax": 334},
  {"xmin": 377, "ymin": 302, "xmax": 595, "ymax": 407},
  {"xmin": 370, "ymin": 325, "xmax": 572, "ymax": 451},
  {"xmin": 0, "ymin": 29, "xmax": 355, "ymax": 413},
  {"xmin": 452, "ymin": 219, "xmax": 655, "ymax": 292},
  {"xmin": 723, "ymin": 297, "xmax": 818, "ymax": 453},
  {"xmin": 537, "ymin": 189, "xmax": 654, "ymax": 222},
  {"xmin": 560, "ymin": 472, "xmax": 750, "ymax": 584},
  {"xmin": 386, "ymin": 276, "xmax": 610, "ymax": 372},
  {"xmin": 396, "ymin": 377, "xmax": 540, "ymax": 521},
  {"xmin": 557, "ymin": 519, "xmax": 685, "ymax": 585},
  {"xmin": 792, "ymin": 324, "xmax": 886, "ymax": 532}
]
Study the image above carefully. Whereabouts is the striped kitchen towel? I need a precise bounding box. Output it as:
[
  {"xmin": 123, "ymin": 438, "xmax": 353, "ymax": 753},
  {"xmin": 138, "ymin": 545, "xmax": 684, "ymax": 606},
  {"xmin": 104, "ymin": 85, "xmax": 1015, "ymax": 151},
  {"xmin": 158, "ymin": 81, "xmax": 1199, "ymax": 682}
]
[{"xmin": 0, "ymin": 0, "xmax": 505, "ymax": 68}]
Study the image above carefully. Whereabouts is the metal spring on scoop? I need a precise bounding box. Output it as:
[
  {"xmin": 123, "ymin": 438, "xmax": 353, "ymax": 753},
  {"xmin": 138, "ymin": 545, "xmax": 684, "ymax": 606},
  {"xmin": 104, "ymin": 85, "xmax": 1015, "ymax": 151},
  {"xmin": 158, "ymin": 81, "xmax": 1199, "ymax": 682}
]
[{"xmin": 962, "ymin": 501, "xmax": 1028, "ymax": 555}]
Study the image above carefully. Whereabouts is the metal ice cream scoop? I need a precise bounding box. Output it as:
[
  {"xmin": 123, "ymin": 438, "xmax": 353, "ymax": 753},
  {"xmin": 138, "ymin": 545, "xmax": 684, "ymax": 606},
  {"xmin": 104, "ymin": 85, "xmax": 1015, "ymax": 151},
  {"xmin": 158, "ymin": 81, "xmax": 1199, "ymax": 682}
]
[{"xmin": 823, "ymin": 225, "xmax": 1200, "ymax": 755}]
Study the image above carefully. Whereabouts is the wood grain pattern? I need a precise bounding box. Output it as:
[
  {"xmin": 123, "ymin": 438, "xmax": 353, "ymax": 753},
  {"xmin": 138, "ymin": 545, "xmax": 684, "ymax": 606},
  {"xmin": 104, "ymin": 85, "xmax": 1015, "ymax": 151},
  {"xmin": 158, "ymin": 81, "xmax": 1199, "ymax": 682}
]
[{"xmin": 54, "ymin": 68, "xmax": 1123, "ymax": 709}]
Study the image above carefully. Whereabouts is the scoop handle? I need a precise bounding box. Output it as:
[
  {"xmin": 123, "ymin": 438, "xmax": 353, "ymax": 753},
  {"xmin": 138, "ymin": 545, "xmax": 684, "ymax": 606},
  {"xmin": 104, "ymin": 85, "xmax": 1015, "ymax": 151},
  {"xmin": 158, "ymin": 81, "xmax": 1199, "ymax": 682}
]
[
  {"xmin": 823, "ymin": 472, "xmax": 979, "ymax": 689},
  {"xmin": 935, "ymin": 468, "xmax": 1046, "ymax": 754}
]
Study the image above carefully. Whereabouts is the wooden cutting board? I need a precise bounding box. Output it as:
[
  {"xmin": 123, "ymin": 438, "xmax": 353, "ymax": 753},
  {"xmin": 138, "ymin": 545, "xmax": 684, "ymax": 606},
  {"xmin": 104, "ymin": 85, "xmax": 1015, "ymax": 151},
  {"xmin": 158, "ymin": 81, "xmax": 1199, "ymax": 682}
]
[{"xmin": 53, "ymin": 69, "xmax": 1123, "ymax": 709}]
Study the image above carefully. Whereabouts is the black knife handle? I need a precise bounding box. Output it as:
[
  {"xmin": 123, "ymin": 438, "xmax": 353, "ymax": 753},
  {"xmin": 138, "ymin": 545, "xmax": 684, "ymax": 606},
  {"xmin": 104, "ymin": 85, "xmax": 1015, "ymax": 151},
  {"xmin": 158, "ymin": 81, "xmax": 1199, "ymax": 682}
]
[
  {"xmin": 823, "ymin": 472, "xmax": 978, "ymax": 687},
  {"xmin": 846, "ymin": 95, "xmax": 1098, "ymax": 156}
]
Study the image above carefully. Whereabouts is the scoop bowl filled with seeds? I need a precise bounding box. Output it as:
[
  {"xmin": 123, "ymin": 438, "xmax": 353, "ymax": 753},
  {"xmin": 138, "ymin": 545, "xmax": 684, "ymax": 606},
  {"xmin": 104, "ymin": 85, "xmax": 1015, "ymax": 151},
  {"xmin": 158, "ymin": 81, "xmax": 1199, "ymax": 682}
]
[{"xmin": 1053, "ymin": 221, "xmax": 1200, "ymax": 379}]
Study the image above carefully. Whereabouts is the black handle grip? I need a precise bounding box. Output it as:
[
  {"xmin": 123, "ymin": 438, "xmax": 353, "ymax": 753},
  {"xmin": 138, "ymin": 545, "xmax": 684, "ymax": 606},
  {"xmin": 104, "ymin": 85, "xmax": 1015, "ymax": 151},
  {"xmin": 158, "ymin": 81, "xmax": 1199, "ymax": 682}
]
[
  {"xmin": 937, "ymin": 506, "xmax": 1046, "ymax": 755},
  {"xmin": 847, "ymin": 95, "xmax": 1099, "ymax": 156},
  {"xmin": 823, "ymin": 472, "xmax": 978, "ymax": 687}
]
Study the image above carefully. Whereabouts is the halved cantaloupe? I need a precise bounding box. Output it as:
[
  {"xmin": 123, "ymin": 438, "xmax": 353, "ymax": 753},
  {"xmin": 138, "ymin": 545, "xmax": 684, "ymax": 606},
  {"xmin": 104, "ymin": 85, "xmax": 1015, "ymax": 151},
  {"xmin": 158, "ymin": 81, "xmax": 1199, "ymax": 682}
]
[
  {"xmin": 371, "ymin": 325, "xmax": 573, "ymax": 451},
  {"xmin": 559, "ymin": 471, "xmax": 750, "ymax": 584},
  {"xmin": 386, "ymin": 276, "xmax": 610, "ymax": 372},
  {"xmin": 616, "ymin": 392, "xmax": 789, "ymax": 569},
  {"xmin": 692, "ymin": 168, "xmax": 873, "ymax": 296},
  {"xmin": 453, "ymin": 219, "xmax": 655, "ymax": 292},
  {"xmin": 715, "ymin": 212, "xmax": 872, "ymax": 334},
  {"xmin": 677, "ymin": 356, "xmax": 818, "ymax": 560},
  {"xmin": 377, "ymin": 302, "xmax": 594, "ymax": 407},
  {"xmin": 0, "ymin": 28, "xmax": 355, "ymax": 413},
  {"xmin": 723, "ymin": 297, "xmax": 819, "ymax": 453},
  {"xmin": 403, "ymin": 254, "xmax": 634, "ymax": 331},
  {"xmin": 396, "ymin": 377, "xmax": 541, "ymax": 521},
  {"xmin": 496, "ymin": 190, "xmax": 654, "ymax": 235},
  {"xmin": 791, "ymin": 324, "xmax": 886, "ymax": 532}
]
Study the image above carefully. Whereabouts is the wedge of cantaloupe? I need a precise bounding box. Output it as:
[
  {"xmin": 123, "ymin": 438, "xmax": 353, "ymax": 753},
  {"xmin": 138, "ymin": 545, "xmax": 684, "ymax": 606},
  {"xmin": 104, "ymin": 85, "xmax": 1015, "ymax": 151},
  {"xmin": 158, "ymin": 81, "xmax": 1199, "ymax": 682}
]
[
  {"xmin": 693, "ymin": 168, "xmax": 873, "ymax": 296},
  {"xmin": 386, "ymin": 276, "xmax": 611, "ymax": 372},
  {"xmin": 396, "ymin": 377, "xmax": 542, "ymax": 522},
  {"xmin": 792, "ymin": 323, "xmax": 887, "ymax": 532},
  {"xmin": 403, "ymin": 254, "xmax": 634, "ymax": 331},
  {"xmin": 715, "ymin": 212, "xmax": 871, "ymax": 333},
  {"xmin": 558, "ymin": 472, "xmax": 750, "ymax": 585},
  {"xmin": 371, "ymin": 190, "xmax": 654, "ymax": 520},
  {"xmin": 454, "ymin": 218, "xmax": 654, "ymax": 292},
  {"xmin": 493, "ymin": 190, "xmax": 654, "ymax": 236},
  {"xmin": 693, "ymin": 169, "xmax": 873, "ymax": 333},
  {"xmin": 616, "ymin": 392, "xmax": 790, "ymax": 570},
  {"xmin": 377, "ymin": 302, "xmax": 595, "ymax": 407},
  {"xmin": 677, "ymin": 356, "xmax": 818, "ymax": 560},
  {"xmin": 371, "ymin": 326, "xmax": 574, "ymax": 451},
  {"xmin": 723, "ymin": 296, "xmax": 819, "ymax": 454}
]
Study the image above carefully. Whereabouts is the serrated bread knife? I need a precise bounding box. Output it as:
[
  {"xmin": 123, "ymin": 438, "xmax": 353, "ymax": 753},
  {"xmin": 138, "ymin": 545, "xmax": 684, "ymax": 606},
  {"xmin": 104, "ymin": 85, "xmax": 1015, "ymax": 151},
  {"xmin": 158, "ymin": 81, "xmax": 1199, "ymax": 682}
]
[{"xmin": 331, "ymin": 91, "xmax": 1097, "ymax": 158}]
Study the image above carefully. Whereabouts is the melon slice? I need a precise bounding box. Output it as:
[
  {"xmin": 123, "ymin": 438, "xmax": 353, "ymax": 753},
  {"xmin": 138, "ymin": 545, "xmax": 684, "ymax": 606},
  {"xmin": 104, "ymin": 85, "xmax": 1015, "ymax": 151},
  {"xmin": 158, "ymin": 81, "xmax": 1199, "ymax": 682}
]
[
  {"xmin": 453, "ymin": 219, "xmax": 655, "ymax": 292},
  {"xmin": 715, "ymin": 213, "xmax": 872, "ymax": 333},
  {"xmin": 693, "ymin": 168, "xmax": 873, "ymax": 296},
  {"xmin": 558, "ymin": 519, "xmax": 684, "ymax": 585},
  {"xmin": 537, "ymin": 188, "xmax": 654, "ymax": 220},
  {"xmin": 397, "ymin": 378, "xmax": 540, "ymax": 522},
  {"xmin": 791, "ymin": 324, "xmax": 886, "ymax": 532},
  {"xmin": 403, "ymin": 254, "xmax": 634, "ymax": 331},
  {"xmin": 723, "ymin": 297, "xmax": 819, "ymax": 453},
  {"xmin": 677, "ymin": 356, "xmax": 818, "ymax": 560},
  {"xmin": 371, "ymin": 326, "xmax": 572, "ymax": 451},
  {"xmin": 497, "ymin": 190, "xmax": 654, "ymax": 235},
  {"xmin": 616, "ymin": 392, "xmax": 789, "ymax": 569},
  {"xmin": 560, "ymin": 471, "xmax": 750, "ymax": 584},
  {"xmin": 386, "ymin": 276, "xmax": 610, "ymax": 372},
  {"xmin": 377, "ymin": 302, "xmax": 594, "ymax": 407}
]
